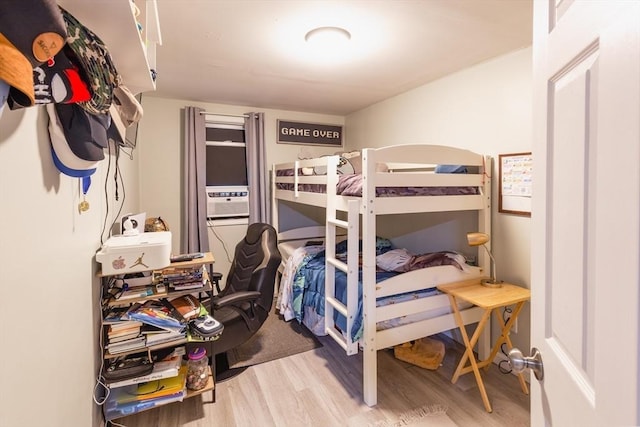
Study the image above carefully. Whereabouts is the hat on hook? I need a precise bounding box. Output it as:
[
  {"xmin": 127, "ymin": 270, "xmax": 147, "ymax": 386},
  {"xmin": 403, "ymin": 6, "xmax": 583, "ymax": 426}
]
[
  {"xmin": 54, "ymin": 102, "xmax": 110, "ymax": 161},
  {"xmin": 47, "ymin": 104, "xmax": 98, "ymax": 172},
  {"xmin": 8, "ymin": 46, "xmax": 92, "ymax": 110},
  {"xmin": 0, "ymin": 0, "xmax": 67, "ymax": 67},
  {"xmin": 0, "ymin": 34, "xmax": 35, "ymax": 108},
  {"xmin": 46, "ymin": 103, "xmax": 97, "ymax": 194},
  {"xmin": 108, "ymin": 84, "xmax": 143, "ymax": 145}
]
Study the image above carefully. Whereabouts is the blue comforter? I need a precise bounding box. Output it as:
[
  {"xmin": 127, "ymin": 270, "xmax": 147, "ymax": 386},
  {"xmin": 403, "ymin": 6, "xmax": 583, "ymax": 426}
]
[{"xmin": 292, "ymin": 248, "xmax": 397, "ymax": 341}]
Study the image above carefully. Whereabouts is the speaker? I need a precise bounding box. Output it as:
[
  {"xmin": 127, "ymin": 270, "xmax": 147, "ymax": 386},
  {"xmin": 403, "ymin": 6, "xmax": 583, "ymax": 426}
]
[{"xmin": 121, "ymin": 212, "xmax": 146, "ymax": 235}]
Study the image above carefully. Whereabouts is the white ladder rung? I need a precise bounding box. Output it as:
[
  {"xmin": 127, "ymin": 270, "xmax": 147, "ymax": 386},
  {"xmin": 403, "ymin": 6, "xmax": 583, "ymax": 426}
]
[
  {"xmin": 328, "ymin": 217, "xmax": 349, "ymax": 230},
  {"xmin": 327, "ymin": 257, "xmax": 348, "ymax": 273},
  {"xmin": 326, "ymin": 296, "xmax": 348, "ymax": 317},
  {"xmin": 326, "ymin": 327, "xmax": 348, "ymax": 351}
]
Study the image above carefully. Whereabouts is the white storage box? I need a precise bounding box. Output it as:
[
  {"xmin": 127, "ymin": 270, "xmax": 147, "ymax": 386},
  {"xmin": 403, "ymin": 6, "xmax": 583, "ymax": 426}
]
[{"xmin": 96, "ymin": 231, "xmax": 172, "ymax": 275}]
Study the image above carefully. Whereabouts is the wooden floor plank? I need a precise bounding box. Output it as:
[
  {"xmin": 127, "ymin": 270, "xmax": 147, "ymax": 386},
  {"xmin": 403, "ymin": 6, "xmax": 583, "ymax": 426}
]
[{"xmin": 116, "ymin": 333, "xmax": 530, "ymax": 427}]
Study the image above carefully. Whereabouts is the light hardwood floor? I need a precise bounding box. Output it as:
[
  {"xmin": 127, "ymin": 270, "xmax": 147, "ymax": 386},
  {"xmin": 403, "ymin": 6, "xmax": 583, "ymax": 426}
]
[{"xmin": 114, "ymin": 333, "xmax": 530, "ymax": 427}]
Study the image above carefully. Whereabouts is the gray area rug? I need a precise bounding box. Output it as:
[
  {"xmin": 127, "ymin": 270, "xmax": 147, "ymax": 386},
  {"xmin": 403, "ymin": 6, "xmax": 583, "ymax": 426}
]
[{"xmin": 226, "ymin": 306, "xmax": 322, "ymax": 368}]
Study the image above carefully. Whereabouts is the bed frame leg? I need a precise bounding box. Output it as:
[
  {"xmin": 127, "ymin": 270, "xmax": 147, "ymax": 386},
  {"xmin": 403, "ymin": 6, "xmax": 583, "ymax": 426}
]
[{"xmin": 363, "ymin": 343, "xmax": 377, "ymax": 406}]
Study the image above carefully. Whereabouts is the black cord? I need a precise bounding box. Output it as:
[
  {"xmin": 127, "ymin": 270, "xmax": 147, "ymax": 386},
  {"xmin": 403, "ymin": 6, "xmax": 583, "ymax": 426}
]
[
  {"xmin": 100, "ymin": 142, "xmax": 113, "ymax": 245},
  {"xmin": 114, "ymin": 146, "xmax": 120, "ymax": 201},
  {"xmin": 207, "ymin": 219, "xmax": 233, "ymax": 262},
  {"xmin": 498, "ymin": 342, "xmax": 513, "ymax": 374},
  {"xmin": 498, "ymin": 306, "xmax": 514, "ymax": 374},
  {"xmin": 503, "ymin": 306, "xmax": 512, "ymax": 323},
  {"xmin": 100, "ymin": 143, "xmax": 127, "ymax": 244}
]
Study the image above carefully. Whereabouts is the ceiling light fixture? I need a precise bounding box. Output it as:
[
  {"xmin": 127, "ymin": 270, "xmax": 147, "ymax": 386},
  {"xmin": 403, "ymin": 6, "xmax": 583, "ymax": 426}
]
[{"xmin": 305, "ymin": 26, "xmax": 351, "ymax": 46}]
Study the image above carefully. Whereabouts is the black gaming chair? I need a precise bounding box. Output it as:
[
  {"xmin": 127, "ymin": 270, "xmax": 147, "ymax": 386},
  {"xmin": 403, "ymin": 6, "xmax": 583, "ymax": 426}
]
[{"xmin": 208, "ymin": 222, "xmax": 281, "ymax": 379}]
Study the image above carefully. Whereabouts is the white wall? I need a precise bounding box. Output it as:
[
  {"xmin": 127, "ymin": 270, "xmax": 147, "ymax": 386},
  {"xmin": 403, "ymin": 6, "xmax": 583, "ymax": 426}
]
[
  {"xmin": 138, "ymin": 96, "xmax": 344, "ymax": 277},
  {"xmin": 346, "ymin": 47, "xmax": 533, "ymax": 354},
  {"xmin": 0, "ymin": 106, "xmax": 141, "ymax": 427}
]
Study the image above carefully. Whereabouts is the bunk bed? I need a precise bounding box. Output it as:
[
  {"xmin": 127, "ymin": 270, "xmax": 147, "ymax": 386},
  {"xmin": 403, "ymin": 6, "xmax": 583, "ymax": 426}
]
[{"xmin": 271, "ymin": 144, "xmax": 492, "ymax": 407}]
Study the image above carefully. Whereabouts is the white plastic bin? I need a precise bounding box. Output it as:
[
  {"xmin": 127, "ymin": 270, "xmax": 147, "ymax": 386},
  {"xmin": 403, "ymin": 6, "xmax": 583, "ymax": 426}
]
[{"xmin": 96, "ymin": 231, "xmax": 172, "ymax": 275}]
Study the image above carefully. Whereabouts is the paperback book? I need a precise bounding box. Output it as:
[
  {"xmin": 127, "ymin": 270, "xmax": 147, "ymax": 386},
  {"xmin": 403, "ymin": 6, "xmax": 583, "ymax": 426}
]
[
  {"xmin": 106, "ymin": 336, "xmax": 146, "ymax": 355},
  {"xmin": 110, "ymin": 365, "xmax": 187, "ymax": 404},
  {"xmin": 125, "ymin": 301, "xmax": 186, "ymax": 333}
]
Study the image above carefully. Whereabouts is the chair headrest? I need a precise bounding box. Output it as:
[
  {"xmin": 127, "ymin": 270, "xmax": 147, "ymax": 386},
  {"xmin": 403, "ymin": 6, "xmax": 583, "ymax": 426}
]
[{"xmin": 244, "ymin": 223, "xmax": 275, "ymax": 245}]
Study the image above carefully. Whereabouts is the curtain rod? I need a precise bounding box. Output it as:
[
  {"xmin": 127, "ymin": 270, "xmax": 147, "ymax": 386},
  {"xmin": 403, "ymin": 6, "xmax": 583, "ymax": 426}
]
[{"xmin": 199, "ymin": 111, "xmax": 250, "ymax": 118}]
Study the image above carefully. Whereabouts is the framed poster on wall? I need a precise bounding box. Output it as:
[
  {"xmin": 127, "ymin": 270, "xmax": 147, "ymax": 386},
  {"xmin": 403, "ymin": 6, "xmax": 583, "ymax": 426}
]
[
  {"xmin": 277, "ymin": 120, "xmax": 343, "ymax": 147},
  {"xmin": 499, "ymin": 152, "xmax": 532, "ymax": 217}
]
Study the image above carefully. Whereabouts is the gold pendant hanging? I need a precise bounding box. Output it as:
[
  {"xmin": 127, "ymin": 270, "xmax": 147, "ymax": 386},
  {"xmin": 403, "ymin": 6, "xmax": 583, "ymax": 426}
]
[{"xmin": 78, "ymin": 199, "xmax": 90, "ymax": 213}]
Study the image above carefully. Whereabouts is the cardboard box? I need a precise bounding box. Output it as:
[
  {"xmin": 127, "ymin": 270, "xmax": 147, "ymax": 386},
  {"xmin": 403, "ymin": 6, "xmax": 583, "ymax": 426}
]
[{"xmin": 97, "ymin": 232, "xmax": 172, "ymax": 275}]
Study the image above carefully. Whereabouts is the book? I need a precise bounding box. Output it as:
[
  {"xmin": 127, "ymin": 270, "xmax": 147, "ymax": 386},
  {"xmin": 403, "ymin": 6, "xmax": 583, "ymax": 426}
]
[
  {"xmin": 112, "ymin": 365, "xmax": 187, "ymax": 404},
  {"xmin": 103, "ymin": 307, "xmax": 129, "ymax": 324},
  {"xmin": 107, "ymin": 348, "xmax": 184, "ymax": 389},
  {"xmin": 169, "ymin": 281, "xmax": 205, "ymax": 291},
  {"xmin": 116, "ymin": 285, "xmax": 155, "ymax": 301},
  {"xmin": 108, "ymin": 331, "xmax": 142, "ymax": 344},
  {"xmin": 126, "ymin": 301, "xmax": 186, "ymax": 333},
  {"xmin": 145, "ymin": 330, "xmax": 185, "ymax": 346},
  {"xmin": 104, "ymin": 389, "xmax": 185, "ymax": 421},
  {"xmin": 108, "ymin": 319, "xmax": 143, "ymax": 332},
  {"xmin": 108, "ymin": 323, "xmax": 142, "ymax": 336},
  {"xmin": 106, "ymin": 336, "xmax": 146, "ymax": 354}
]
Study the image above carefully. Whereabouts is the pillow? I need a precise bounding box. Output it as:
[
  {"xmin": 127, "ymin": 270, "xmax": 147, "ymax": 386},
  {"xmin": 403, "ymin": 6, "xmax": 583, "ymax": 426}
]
[
  {"xmin": 435, "ymin": 164, "xmax": 467, "ymax": 173},
  {"xmin": 312, "ymin": 155, "xmax": 355, "ymax": 175},
  {"xmin": 335, "ymin": 151, "xmax": 389, "ymax": 174},
  {"xmin": 376, "ymin": 248, "xmax": 414, "ymax": 272},
  {"xmin": 341, "ymin": 151, "xmax": 362, "ymax": 174}
]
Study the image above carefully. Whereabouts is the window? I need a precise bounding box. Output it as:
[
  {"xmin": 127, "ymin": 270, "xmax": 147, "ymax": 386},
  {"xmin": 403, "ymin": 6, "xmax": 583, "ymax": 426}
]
[{"xmin": 205, "ymin": 120, "xmax": 249, "ymax": 219}]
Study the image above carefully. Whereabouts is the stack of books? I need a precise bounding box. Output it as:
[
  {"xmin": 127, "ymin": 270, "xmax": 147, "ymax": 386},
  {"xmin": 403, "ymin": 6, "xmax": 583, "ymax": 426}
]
[
  {"xmin": 107, "ymin": 347, "xmax": 185, "ymax": 389},
  {"xmin": 156, "ymin": 265, "xmax": 206, "ymax": 291},
  {"xmin": 104, "ymin": 308, "xmax": 146, "ymax": 355},
  {"xmin": 104, "ymin": 364, "xmax": 188, "ymax": 421},
  {"xmin": 125, "ymin": 300, "xmax": 187, "ymax": 338},
  {"xmin": 142, "ymin": 324, "xmax": 186, "ymax": 347}
]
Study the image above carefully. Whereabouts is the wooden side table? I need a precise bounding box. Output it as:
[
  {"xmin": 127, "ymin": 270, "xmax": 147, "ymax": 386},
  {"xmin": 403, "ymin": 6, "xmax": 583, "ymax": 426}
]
[{"xmin": 437, "ymin": 278, "xmax": 531, "ymax": 413}]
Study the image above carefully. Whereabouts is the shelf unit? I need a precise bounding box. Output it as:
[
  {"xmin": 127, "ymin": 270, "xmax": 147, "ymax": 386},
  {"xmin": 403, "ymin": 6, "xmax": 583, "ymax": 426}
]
[
  {"xmin": 99, "ymin": 252, "xmax": 217, "ymax": 421},
  {"xmin": 57, "ymin": 0, "xmax": 161, "ymax": 95}
]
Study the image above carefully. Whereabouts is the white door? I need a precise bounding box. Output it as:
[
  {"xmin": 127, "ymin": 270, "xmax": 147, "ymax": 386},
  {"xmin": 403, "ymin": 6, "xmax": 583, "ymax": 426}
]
[{"xmin": 530, "ymin": 1, "xmax": 639, "ymax": 426}]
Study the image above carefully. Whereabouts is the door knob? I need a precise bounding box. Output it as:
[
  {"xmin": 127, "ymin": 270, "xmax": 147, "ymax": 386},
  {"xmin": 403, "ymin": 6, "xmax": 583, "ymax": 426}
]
[{"xmin": 508, "ymin": 347, "xmax": 544, "ymax": 381}]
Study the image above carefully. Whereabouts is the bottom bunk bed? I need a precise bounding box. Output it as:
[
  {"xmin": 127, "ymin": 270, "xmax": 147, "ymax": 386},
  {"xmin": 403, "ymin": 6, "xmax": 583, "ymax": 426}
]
[{"xmin": 275, "ymin": 228, "xmax": 491, "ymax": 406}]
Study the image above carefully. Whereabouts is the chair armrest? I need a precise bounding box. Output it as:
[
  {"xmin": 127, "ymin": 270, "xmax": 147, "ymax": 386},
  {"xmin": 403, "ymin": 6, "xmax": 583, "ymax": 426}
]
[
  {"xmin": 213, "ymin": 291, "xmax": 261, "ymax": 309},
  {"xmin": 210, "ymin": 272, "xmax": 224, "ymax": 293}
]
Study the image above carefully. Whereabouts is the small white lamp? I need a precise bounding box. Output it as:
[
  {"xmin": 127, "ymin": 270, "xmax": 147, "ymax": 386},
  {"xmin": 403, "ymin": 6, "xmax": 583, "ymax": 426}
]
[{"xmin": 467, "ymin": 232, "xmax": 502, "ymax": 288}]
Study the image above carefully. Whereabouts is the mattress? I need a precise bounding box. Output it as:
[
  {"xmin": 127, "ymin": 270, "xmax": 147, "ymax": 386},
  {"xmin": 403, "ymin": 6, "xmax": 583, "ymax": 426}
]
[{"xmin": 275, "ymin": 172, "xmax": 479, "ymax": 197}]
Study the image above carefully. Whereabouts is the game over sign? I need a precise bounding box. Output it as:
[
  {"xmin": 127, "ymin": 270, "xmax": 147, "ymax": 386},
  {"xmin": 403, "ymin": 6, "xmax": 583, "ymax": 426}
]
[{"xmin": 277, "ymin": 120, "xmax": 343, "ymax": 146}]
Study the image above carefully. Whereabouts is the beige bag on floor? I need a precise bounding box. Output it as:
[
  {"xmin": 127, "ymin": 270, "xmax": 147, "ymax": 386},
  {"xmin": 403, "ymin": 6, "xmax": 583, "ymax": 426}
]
[{"xmin": 393, "ymin": 337, "xmax": 445, "ymax": 370}]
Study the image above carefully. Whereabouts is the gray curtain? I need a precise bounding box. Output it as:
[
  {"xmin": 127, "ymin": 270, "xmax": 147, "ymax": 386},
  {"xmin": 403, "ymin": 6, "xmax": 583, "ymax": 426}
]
[
  {"xmin": 182, "ymin": 106, "xmax": 210, "ymax": 253},
  {"xmin": 245, "ymin": 112, "xmax": 269, "ymax": 224}
]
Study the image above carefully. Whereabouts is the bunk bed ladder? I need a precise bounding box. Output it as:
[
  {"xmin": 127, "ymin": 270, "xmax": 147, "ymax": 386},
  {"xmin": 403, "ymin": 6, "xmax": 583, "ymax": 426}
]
[{"xmin": 325, "ymin": 195, "xmax": 360, "ymax": 356}]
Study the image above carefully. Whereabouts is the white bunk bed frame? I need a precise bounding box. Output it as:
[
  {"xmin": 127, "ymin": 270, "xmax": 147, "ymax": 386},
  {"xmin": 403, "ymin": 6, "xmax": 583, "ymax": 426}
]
[{"xmin": 271, "ymin": 144, "xmax": 492, "ymax": 406}]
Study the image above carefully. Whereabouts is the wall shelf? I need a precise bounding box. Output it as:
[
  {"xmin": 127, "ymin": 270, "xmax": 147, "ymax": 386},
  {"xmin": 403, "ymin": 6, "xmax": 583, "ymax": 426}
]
[{"xmin": 57, "ymin": 0, "xmax": 161, "ymax": 95}]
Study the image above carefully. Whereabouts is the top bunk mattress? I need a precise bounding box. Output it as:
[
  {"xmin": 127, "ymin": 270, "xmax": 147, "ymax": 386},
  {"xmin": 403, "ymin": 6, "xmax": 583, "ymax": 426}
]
[{"xmin": 276, "ymin": 171, "xmax": 479, "ymax": 197}]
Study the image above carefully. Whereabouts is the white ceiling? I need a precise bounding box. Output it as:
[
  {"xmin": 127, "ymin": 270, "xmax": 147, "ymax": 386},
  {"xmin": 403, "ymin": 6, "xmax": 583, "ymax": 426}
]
[{"xmin": 148, "ymin": 0, "xmax": 533, "ymax": 116}]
